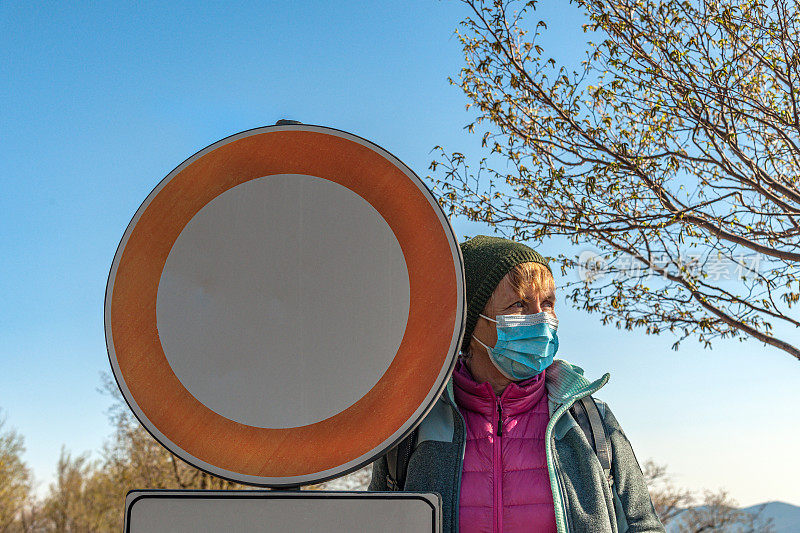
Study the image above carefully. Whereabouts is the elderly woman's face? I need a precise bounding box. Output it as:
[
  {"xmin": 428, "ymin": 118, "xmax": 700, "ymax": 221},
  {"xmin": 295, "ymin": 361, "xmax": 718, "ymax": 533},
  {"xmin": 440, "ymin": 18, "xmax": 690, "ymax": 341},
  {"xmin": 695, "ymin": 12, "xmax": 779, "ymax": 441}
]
[{"xmin": 467, "ymin": 268, "xmax": 556, "ymax": 391}]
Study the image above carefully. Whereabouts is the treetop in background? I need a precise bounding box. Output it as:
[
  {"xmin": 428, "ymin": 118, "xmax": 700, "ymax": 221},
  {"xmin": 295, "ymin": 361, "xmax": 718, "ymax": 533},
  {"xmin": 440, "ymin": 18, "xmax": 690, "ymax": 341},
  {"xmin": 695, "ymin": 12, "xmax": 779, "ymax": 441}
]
[{"xmin": 432, "ymin": 0, "xmax": 800, "ymax": 359}]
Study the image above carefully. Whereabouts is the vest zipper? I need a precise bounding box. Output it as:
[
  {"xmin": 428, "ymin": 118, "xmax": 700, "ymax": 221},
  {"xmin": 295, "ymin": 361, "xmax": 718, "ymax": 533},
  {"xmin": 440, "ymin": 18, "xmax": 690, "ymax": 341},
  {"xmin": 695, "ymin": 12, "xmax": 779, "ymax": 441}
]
[
  {"xmin": 494, "ymin": 398, "xmax": 503, "ymax": 533},
  {"xmin": 497, "ymin": 401, "xmax": 503, "ymax": 436}
]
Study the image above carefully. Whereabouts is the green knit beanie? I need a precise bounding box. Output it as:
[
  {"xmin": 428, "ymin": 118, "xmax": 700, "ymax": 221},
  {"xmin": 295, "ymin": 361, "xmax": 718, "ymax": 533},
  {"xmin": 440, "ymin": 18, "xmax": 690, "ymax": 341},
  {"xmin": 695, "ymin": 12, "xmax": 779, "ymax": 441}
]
[{"xmin": 459, "ymin": 235, "xmax": 552, "ymax": 354}]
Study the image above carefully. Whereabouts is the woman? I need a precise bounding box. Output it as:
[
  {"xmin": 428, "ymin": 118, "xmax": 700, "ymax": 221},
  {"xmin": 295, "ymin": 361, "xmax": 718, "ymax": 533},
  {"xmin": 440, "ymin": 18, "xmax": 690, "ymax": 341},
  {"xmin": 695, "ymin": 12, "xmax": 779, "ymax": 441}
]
[{"xmin": 370, "ymin": 235, "xmax": 664, "ymax": 533}]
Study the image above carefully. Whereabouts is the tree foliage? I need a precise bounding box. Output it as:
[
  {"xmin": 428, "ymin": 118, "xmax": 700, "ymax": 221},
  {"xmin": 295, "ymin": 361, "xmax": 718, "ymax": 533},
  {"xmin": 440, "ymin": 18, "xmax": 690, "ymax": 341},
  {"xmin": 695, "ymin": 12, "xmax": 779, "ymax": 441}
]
[
  {"xmin": 0, "ymin": 375, "xmax": 378, "ymax": 532},
  {"xmin": 676, "ymin": 491, "xmax": 774, "ymax": 532},
  {"xmin": 643, "ymin": 459, "xmax": 694, "ymax": 526},
  {"xmin": 432, "ymin": 0, "xmax": 800, "ymax": 359},
  {"xmin": 0, "ymin": 415, "xmax": 33, "ymax": 532},
  {"xmin": 42, "ymin": 449, "xmax": 111, "ymax": 532},
  {"xmin": 643, "ymin": 460, "xmax": 774, "ymax": 531},
  {"xmin": 0, "ymin": 378, "xmax": 249, "ymax": 532}
]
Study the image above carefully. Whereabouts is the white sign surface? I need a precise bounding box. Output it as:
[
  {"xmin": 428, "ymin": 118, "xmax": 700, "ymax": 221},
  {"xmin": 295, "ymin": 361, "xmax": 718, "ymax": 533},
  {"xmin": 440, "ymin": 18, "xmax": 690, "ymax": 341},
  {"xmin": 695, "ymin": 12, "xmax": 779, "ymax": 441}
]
[{"xmin": 156, "ymin": 174, "xmax": 409, "ymax": 429}]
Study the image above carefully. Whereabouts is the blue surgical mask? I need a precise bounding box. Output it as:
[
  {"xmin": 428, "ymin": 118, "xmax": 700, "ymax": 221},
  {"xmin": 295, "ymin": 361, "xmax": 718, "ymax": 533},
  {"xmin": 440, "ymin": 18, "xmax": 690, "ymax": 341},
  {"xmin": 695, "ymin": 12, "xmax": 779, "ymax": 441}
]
[{"xmin": 473, "ymin": 311, "xmax": 559, "ymax": 380}]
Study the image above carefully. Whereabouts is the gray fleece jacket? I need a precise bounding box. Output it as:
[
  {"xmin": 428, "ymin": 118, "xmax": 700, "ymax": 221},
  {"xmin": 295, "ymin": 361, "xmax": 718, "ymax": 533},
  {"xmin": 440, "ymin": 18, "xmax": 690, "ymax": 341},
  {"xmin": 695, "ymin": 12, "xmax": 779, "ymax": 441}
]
[{"xmin": 369, "ymin": 359, "xmax": 665, "ymax": 533}]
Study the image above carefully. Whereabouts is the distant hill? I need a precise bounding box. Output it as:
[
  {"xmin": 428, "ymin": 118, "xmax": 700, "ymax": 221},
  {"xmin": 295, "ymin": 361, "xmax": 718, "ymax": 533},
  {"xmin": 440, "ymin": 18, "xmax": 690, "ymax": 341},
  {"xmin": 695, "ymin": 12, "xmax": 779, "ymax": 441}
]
[
  {"xmin": 666, "ymin": 501, "xmax": 800, "ymax": 532},
  {"xmin": 741, "ymin": 502, "xmax": 800, "ymax": 533}
]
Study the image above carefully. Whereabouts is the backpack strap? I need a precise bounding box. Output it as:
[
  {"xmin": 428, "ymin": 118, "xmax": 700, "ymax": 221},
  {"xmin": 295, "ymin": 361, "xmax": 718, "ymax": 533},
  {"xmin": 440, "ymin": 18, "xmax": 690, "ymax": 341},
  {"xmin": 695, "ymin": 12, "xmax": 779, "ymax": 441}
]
[
  {"xmin": 570, "ymin": 396, "xmax": 613, "ymax": 486},
  {"xmin": 385, "ymin": 429, "xmax": 417, "ymax": 491}
]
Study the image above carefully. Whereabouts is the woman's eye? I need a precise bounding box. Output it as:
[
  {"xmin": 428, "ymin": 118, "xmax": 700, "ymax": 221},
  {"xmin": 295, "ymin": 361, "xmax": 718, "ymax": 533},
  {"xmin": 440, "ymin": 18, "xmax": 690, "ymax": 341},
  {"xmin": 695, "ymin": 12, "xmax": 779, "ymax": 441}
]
[{"xmin": 512, "ymin": 301, "xmax": 524, "ymax": 308}]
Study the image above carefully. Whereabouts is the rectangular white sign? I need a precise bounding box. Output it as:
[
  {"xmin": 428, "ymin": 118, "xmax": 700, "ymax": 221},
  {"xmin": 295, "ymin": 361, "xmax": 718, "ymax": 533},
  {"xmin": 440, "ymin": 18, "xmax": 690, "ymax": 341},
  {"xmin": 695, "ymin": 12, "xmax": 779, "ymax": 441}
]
[{"xmin": 125, "ymin": 490, "xmax": 441, "ymax": 533}]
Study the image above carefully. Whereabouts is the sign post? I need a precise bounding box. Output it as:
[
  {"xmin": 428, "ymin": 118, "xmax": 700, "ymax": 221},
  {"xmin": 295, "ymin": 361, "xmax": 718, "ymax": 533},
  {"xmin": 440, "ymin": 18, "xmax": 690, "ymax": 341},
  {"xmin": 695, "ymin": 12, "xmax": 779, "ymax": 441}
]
[{"xmin": 105, "ymin": 123, "xmax": 465, "ymax": 531}]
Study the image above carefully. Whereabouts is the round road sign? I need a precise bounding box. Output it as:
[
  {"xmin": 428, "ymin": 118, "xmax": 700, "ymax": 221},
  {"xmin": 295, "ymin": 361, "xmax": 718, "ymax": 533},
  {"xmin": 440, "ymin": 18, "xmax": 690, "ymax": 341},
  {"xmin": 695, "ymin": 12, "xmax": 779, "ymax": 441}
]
[{"xmin": 105, "ymin": 124, "xmax": 465, "ymax": 487}]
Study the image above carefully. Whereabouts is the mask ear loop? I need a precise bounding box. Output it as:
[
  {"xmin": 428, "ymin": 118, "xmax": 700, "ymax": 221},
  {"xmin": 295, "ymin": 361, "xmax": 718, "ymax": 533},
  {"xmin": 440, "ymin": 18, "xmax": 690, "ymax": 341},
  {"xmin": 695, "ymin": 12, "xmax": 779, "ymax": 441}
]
[
  {"xmin": 474, "ymin": 314, "xmax": 497, "ymax": 352},
  {"xmin": 473, "ymin": 335, "xmax": 492, "ymax": 352},
  {"xmin": 479, "ymin": 313, "xmax": 498, "ymax": 323}
]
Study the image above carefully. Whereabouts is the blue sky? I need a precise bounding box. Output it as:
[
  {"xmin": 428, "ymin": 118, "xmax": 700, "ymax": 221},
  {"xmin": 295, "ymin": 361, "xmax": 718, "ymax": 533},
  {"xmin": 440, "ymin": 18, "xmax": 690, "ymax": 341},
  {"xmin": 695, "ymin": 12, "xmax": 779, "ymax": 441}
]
[{"xmin": 1, "ymin": 1, "xmax": 798, "ymax": 506}]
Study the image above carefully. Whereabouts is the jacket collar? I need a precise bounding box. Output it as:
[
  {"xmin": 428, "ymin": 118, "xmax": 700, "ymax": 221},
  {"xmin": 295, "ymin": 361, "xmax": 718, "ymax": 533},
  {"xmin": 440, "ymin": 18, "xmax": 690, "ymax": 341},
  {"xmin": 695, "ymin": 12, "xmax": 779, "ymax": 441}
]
[
  {"xmin": 544, "ymin": 359, "xmax": 610, "ymax": 417},
  {"xmin": 451, "ymin": 359, "xmax": 547, "ymax": 416},
  {"xmin": 445, "ymin": 359, "xmax": 609, "ymax": 411}
]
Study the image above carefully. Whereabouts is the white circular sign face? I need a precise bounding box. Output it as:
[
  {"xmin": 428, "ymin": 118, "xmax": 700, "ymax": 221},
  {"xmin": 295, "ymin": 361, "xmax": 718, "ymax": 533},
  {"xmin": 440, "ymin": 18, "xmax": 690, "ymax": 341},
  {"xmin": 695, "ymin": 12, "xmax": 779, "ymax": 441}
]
[
  {"xmin": 105, "ymin": 124, "xmax": 465, "ymax": 487},
  {"xmin": 156, "ymin": 174, "xmax": 409, "ymax": 429}
]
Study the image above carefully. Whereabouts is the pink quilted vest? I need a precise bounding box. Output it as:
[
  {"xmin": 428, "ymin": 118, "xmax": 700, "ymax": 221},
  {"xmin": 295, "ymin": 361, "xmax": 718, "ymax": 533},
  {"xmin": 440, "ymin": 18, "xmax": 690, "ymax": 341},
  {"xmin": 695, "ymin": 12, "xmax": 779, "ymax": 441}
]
[{"xmin": 452, "ymin": 359, "xmax": 556, "ymax": 533}]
